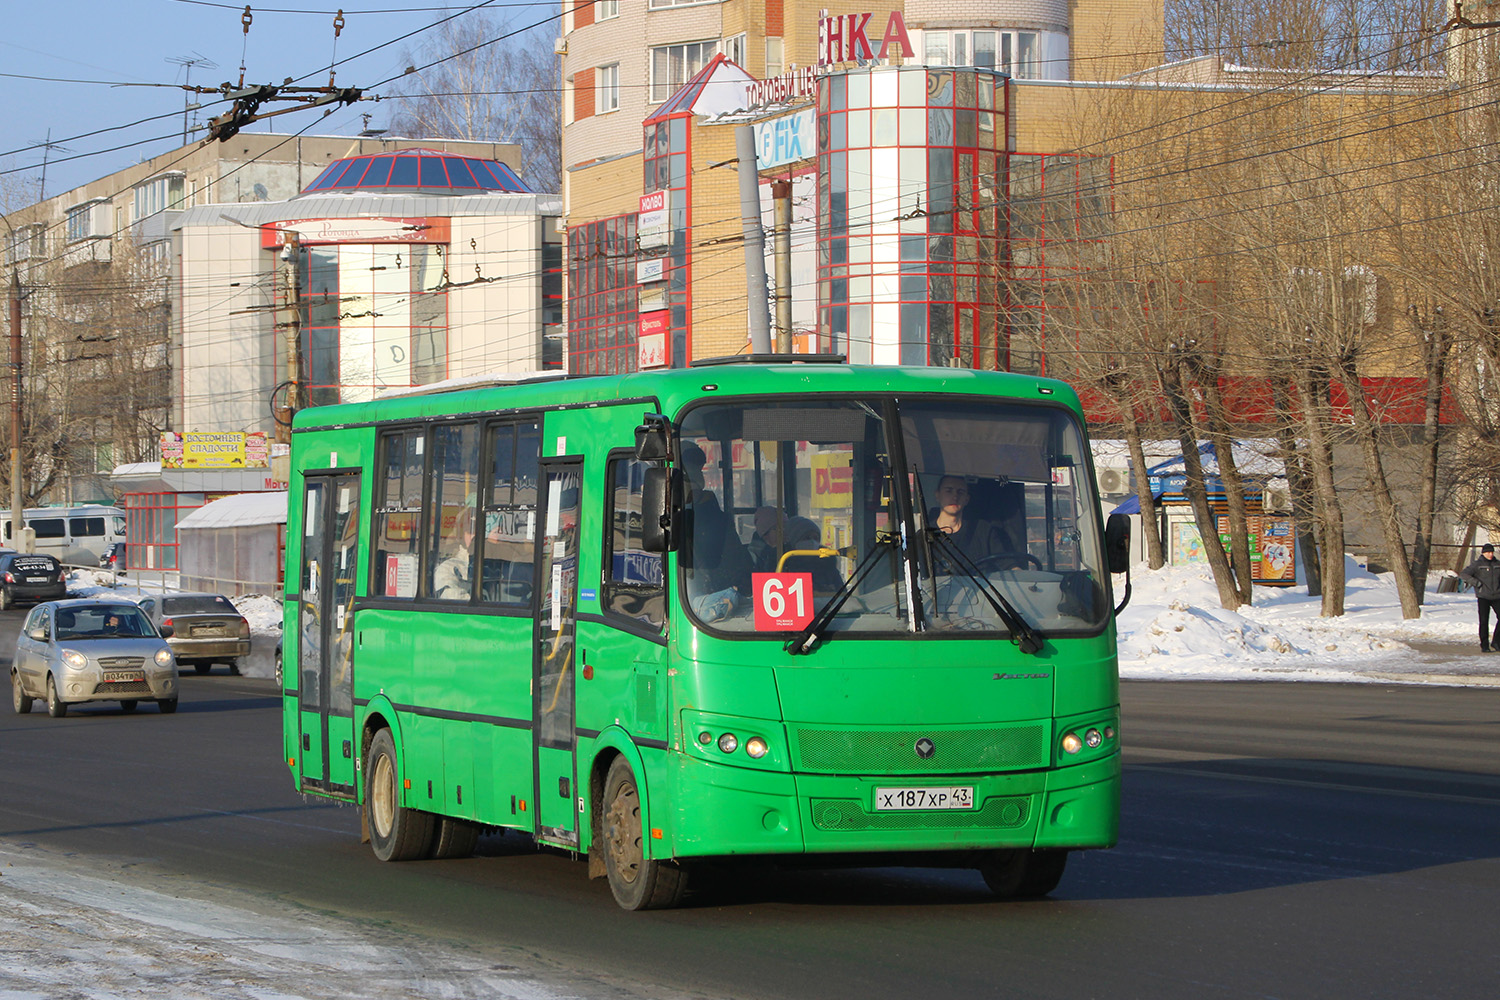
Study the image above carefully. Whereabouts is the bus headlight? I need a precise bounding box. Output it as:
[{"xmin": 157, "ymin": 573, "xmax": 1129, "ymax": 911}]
[
  {"xmin": 1084, "ymin": 727, "xmax": 1103, "ymax": 748},
  {"xmin": 1060, "ymin": 732, "xmax": 1083, "ymax": 755},
  {"xmin": 745, "ymin": 737, "xmax": 768, "ymax": 759},
  {"xmin": 717, "ymin": 733, "xmax": 738, "ymax": 754}
]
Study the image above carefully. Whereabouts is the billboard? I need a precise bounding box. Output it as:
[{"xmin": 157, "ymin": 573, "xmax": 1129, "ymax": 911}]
[{"xmin": 160, "ymin": 431, "xmax": 270, "ymax": 470}]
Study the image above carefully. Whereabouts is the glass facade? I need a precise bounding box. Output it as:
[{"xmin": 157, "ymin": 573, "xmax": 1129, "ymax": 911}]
[
  {"xmin": 642, "ymin": 113, "xmax": 691, "ymax": 368},
  {"xmin": 568, "ymin": 215, "xmax": 639, "ymax": 374},
  {"xmin": 818, "ymin": 67, "xmax": 1008, "ymax": 368},
  {"xmin": 290, "ymin": 243, "xmax": 449, "ymax": 405}
]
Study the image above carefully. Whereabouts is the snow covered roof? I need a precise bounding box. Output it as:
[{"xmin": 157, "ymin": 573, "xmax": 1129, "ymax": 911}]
[
  {"xmin": 176, "ymin": 491, "xmax": 287, "ymax": 531},
  {"xmin": 1092, "ymin": 439, "xmax": 1285, "ymax": 478},
  {"xmin": 375, "ymin": 369, "xmax": 567, "ymax": 399}
]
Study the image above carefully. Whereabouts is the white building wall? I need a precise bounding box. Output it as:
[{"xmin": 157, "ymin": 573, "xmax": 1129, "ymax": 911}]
[
  {"xmin": 447, "ymin": 216, "xmax": 545, "ymax": 375},
  {"xmin": 177, "ymin": 225, "xmax": 268, "ymax": 433}
]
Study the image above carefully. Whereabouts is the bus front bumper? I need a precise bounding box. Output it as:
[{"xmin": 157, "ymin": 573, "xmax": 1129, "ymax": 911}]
[{"xmin": 659, "ymin": 752, "xmax": 1119, "ymax": 859}]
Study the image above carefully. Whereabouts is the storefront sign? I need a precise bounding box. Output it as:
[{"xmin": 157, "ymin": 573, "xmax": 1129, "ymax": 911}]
[
  {"xmin": 638, "ymin": 310, "xmax": 669, "ymax": 369},
  {"xmin": 160, "ymin": 431, "xmax": 270, "ymax": 470},
  {"xmin": 818, "ymin": 11, "xmax": 913, "ymax": 67},
  {"xmin": 638, "ymin": 191, "xmax": 669, "ymax": 250},
  {"xmin": 638, "ymin": 256, "xmax": 665, "ymax": 283},
  {"xmin": 747, "ymin": 66, "xmax": 818, "ymax": 108},
  {"xmin": 754, "ymin": 110, "xmax": 815, "ymax": 170},
  {"xmin": 259, "ymin": 217, "xmax": 450, "ymax": 248}
]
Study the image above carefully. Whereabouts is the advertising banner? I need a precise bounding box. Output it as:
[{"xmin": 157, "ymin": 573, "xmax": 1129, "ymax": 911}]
[
  {"xmin": 638, "ymin": 310, "xmax": 669, "ymax": 369},
  {"xmin": 160, "ymin": 431, "xmax": 270, "ymax": 470}
]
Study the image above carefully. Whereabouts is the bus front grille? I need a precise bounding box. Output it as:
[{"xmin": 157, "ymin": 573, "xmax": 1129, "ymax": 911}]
[
  {"xmin": 810, "ymin": 796, "xmax": 1031, "ymax": 831},
  {"xmin": 792, "ymin": 724, "xmax": 1048, "ymax": 774}
]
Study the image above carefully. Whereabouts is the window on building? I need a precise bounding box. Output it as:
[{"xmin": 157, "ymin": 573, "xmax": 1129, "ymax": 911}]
[
  {"xmin": 724, "ymin": 33, "xmax": 747, "ymax": 67},
  {"xmin": 133, "ymin": 174, "xmax": 186, "ymax": 220},
  {"xmin": 918, "ymin": 28, "xmax": 1061, "ymax": 80},
  {"xmin": 651, "ymin": 40, "xmax": 718, "ymax": 102},
  {"xmin": 598, "ymin": 0, "xmax": 619, "ymax": 18},
  {"xmin": 765, "ymin": 37, "xmax": 784, "ymax": 76},
  {"xmin": 5, "ymin": 224, "xmax": 44, "ymax": 265},
  {"xmin": 598, "ymin": 63, "xmax": 620, "ymax": 113},
  {"xmin": 66, "ymin": 202, "xmax": 104, "ymax": 243}
]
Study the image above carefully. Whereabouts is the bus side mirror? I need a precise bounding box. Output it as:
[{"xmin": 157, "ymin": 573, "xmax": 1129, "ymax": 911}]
[
  {"xmin": 1105, "ymin": 513, "xmax": 1131, "ymax": 575},
  {"xmin": 641, "ymin": 466, "xmax": 674, "ymax": 553},
  {"xmin": 635, "ymin": 415, "xmax": 672, "ymax": 462}
]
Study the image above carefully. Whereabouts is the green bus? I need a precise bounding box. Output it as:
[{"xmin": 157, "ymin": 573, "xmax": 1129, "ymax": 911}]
[{"xmin": 282, "ymin": 359, "xmax": 1129, "ymax": 909}]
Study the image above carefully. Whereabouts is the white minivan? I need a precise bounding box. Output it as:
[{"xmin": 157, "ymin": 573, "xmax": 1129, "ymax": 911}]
[{"xmin": 2, "ymin": 506, "xmax": 128, "ymax": 566}]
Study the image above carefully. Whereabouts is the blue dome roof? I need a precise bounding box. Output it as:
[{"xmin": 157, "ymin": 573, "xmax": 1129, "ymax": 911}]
[{"xmin": 301, "ymin": 148, "xmax": 531, "ymax": 195}]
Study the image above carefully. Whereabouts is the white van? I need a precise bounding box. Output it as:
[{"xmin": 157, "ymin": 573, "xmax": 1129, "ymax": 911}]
[{"xmin": 2, "ymin": 505, "xmax": 128, "ymax": 566}]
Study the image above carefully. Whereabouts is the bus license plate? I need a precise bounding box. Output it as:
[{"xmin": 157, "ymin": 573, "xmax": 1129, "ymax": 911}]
[
  {"xmin": 874, "ymin": 786, "xmax": 975, "ymax": 811},
  {"xmin": 104, "ymin": 671, "xmax": 144, "ymax": 684}
]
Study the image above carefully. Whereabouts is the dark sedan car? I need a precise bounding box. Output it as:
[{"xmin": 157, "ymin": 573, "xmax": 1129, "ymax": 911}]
[
  {"xmin": 0, "ymin": 552, "xmax": 67, "ymax": 610},
  {"xmin": 136, "ymin": 592, "xmax": 251, "ymax": 674}
]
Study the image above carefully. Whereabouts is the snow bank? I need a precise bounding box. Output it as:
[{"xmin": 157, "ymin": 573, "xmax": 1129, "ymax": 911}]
[{"xmin": 1118, "ymin": 556, "xmax": 1492, "ymax": 683}]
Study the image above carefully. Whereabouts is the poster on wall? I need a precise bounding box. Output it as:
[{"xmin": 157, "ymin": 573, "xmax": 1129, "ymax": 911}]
[
  {"xmin": 1170, "ymin": 520, "xmax": 1207, "ymax": 565},
  {"xmin": 638, "ymin": 309, "xmax": 669, "ymax": 369}
]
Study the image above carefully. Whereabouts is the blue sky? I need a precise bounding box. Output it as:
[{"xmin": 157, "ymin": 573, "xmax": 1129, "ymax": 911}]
[{"xmin": 1, "ymin": 1, "xmax": 557, "ymax": 201}]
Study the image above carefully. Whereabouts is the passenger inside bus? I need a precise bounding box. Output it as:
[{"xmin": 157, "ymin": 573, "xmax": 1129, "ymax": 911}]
[
  {"xmin": 927, "ymin": 475, "xmax": 1032, "ymax": 573},
  {"xmin": 750, "ymin": 508, "xmax": 842, "ymax": 594},
  {"xmin": 433, "ymin": 508, "xmax": 476, "ymax": 601},
  {"xmin": 681, "ymin": 441, "xmax": 752, "ymax": 622}
]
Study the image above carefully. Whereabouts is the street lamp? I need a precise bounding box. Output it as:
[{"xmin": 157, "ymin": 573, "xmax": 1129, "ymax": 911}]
[{"xmin": 1, "ymin": 212, "xmax": 28, "ymax": 554}]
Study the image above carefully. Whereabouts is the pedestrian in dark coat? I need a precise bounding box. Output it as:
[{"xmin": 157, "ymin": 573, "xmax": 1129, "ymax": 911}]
[{"xmin": 1459, "ymin": 543, "xmax": 1500, "ymax": 651}]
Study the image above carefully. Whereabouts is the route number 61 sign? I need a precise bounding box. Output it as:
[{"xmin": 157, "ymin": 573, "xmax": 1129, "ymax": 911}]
[{"xmin": 752, "ymin": 572, "xmax": 815, "ymax": 630}]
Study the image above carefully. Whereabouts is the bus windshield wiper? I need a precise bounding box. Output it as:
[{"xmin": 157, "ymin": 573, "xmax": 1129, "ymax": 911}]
[
  {"xmin": 786, "ymin": 530, "xmax": 897, "ymax": 656},
  {"xmin": 925, "ymin": 528, "xmax": 1045, "ymax": 654}
]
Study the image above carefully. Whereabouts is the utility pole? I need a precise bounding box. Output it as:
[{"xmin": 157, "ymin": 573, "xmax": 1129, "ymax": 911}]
[
  {"xmin": 9, "ymin": 268, "xmax": 23, "ymax": 553},
  {"xmin": 771, "ymin": 178, "xmax": 794, "ymax": 353},
  {"xmin": 277, "ymin": 233, "xmax": 301, "ymax": 443}
]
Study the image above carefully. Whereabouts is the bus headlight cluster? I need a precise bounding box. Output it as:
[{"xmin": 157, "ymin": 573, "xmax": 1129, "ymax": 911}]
[
  {"xmin": 1061, "ymin": 725, "xmax": 1116, "ymax": 756},
  {"xmin": 698, "ymin": 730, "xmax": 770, "ymax": 759}
]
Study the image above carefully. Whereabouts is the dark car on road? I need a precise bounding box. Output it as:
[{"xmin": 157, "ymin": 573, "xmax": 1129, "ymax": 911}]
[
  {"xmin": 136, "ymin": 592, "xmax": 251, "ymax": 674},
  {"xmin": 99, "ymin": 542, "xmax": 126, "ymax": 573},
  {"xmin": 0, "ymin": 552, "xmax": 67, "ymax": 610}
]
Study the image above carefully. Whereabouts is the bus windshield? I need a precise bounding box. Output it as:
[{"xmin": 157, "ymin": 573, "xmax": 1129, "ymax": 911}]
[{"xmin": 679, "ymin": 397, "xmax": 1109, "ymax": 638}]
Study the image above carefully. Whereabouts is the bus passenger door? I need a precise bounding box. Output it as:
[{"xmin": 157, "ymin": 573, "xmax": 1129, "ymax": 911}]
[
  {"xmin": 297, "ymin": 472, "xmax": 361, "ymax": 799},
  {"xmin": 533, "ymin": 461, "xmax": 581, "ymax": 846}
]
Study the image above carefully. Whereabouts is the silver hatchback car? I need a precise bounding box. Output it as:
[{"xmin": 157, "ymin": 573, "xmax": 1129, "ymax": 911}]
[{"xmin": 11, "ymin": 600, "xmax": 179, "ymax": 716}]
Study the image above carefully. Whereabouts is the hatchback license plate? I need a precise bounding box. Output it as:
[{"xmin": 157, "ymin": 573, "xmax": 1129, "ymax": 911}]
[
  {"xmin": 104, "ymin": 671, "xmax": 145, "ymax": 684},
  {"xmin": 874, "ymin": 786, "xmax": 975, "ymax": 810}
]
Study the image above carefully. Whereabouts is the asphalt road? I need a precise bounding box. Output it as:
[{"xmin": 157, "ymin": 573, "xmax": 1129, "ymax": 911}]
[{"xmin": 2, "ymin": 607, "xmax": 1497, "ymax": 1000}]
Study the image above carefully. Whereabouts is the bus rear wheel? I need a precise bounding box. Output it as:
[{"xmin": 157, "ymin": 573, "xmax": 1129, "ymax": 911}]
[
  {"xmin": 979, "ymin": 849, "xmax": 1068, "ymax": 899},
  {"xmin": 601, "ymin": 757, "xmax": 688, "ymax": 910},
  {"xmin": 428, "ymin": 816, "xmax": 481, "ymax": 859},
  {"xmin": 365, "ymin": 729, "xmax": 433, "ymax": 862}
]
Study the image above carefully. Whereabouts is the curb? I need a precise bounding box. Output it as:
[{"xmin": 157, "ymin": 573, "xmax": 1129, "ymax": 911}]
[{"xmin": 1356, "ymin": 671, "xmax": 1500, "ymax": 687}]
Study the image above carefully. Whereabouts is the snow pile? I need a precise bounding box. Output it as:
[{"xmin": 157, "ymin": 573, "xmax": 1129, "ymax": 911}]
[{"xmin": 1118, "ymin": 557, "xmax": 1493, "ymax": 682}]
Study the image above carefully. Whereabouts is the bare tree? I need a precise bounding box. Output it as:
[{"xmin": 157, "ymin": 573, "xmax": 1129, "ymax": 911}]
[{"xmin": 385, "ymin": 13, "xmax": 561, "ymax": 192}]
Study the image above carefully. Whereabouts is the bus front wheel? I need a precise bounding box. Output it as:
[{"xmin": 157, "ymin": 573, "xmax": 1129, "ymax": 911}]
[
  {"xmin": 601, "ymin": 757, "xmax": 688, "ymax": 910},
  {"xmin": 980, "ymin": 849, "xmax": 1068, "ymax": 899},
  {"xmin": 365, "ymin": 729, "xmax": 433, "ymax": 862}
]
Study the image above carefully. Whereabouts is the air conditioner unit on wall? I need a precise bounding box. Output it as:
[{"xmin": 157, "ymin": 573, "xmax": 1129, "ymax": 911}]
[
  {"xmin": 1097, "ymin": 467, "xmax": 1129, "ymax": 496},
  {"xmin": 553, "ymin": 37, "xmax": 568, "ymax": 55},
  {"xmin": 1262, "ymin": 488, "xmax": 1291, "ymax": 513}
]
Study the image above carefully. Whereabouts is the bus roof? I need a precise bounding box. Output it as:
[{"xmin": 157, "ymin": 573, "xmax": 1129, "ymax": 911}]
[{"xmin": 291, "ymin": 364, "xmax": 1083, "ymax": 431}]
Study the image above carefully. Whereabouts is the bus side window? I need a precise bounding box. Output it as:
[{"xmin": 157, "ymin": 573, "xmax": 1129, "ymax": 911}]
[
  {"xmin": 70, "ymin": 517, "xmax": 105, "ymax": 538},
  {"xmin": 372, "ymin": 428, "xmax": 424, "ymax": 599},
  {"xmin": 603, "ymin": 455, "xmax": 665, "ymax": 628},
  {"xmin": 480, "ymin": 419, "xmax": 540, "ymax": 605},
  {"xmin": 424, "ymin": 422, "xmax": 480, "ymax": 601}
]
